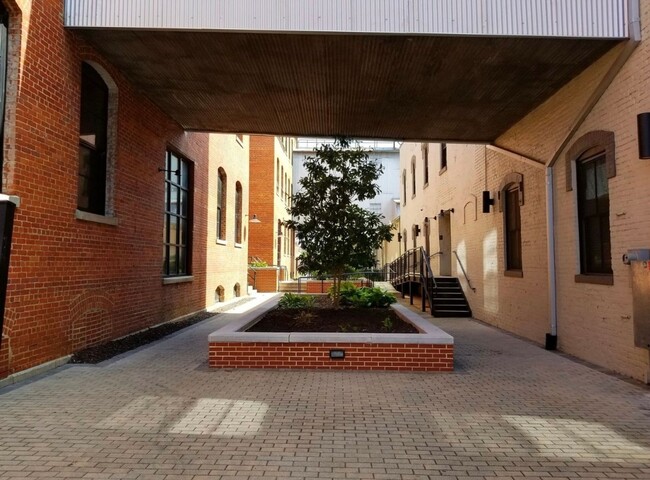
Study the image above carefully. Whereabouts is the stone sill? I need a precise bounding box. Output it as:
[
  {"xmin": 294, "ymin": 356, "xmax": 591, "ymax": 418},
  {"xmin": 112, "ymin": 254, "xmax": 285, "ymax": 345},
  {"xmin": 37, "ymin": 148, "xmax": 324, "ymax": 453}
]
[
  {"xmin": 504, "ymin": 270, "xmax": 523, "ymax": 278},
  {"xmin": 162, "ymin": 275, "xmax": 194, "ymax": 285},
  {"xmin": 216, "ymin": 239, "xmax": 227, "ymax": 246},
  {"xmin": 75, "ymin": 209, "xmax": 119, "ymax": 226},
  {"xmin": 574, "ymin": 274, "xmax": 613, "ymax": 285}
]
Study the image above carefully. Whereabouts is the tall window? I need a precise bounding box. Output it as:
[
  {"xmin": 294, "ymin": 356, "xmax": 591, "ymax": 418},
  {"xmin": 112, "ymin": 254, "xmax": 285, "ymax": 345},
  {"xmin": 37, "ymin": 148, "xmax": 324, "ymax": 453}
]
[
  {"xmin": 402, "ymin": 170, "xmax": 407, "ymax": 206},
  {"xmin": 422, "ymin": 143, "xmax": 429, "ymax": 186},
  {"xmin": 276, "ymin": 159, "xmax": 280, "ymax": 195},
  {"xmin": 577, "ymin": 152, "xmax": 611, "ymax": 275},
  {"xmin": 217, "ymin": 168, "xmax": 227, "ymax": 241},
  {"xmin": 235, "ymin": 181, "xmax": 242, "ymax": 244},
  {"xmin": 411, "ymin": 157, "xmax": 416, "ymax": 197},
  {"xmin": 163, "ymin": 151, "xmax": 192, "ymax": 276},
  {"xmin": 440, "ymin": 143, "xmax": 448, "ymax": 172},
  {"xmin": 504, "ymin": 185, "xmax": 522, "ymax": 271},
  {"xmin": 78, "ymin": 63, "xmax": 109, "ymax": 215}
]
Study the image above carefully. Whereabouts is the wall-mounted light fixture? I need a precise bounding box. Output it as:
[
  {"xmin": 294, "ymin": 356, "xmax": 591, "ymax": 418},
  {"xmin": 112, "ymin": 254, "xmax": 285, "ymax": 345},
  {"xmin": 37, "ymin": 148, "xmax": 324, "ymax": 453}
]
[
  {"xmin": 246, "ymin": 214, "xmax": 261, "ymax": 223},
  {"xmin": 397, "ymin": 232, "xmax": 402, "ymax": 242},
  {"xmin": 482, "ymin": 191, "xmax": 495, "ymax": 213},
  {"xmin": 414, "ymin": 225, "xmax": 421, "ymax": 237},
  {"xmin": 638, "ymin": 113, "xmax": 650, "ymax": 159},
  {"xmin": 438, "ymin": 208, "xmax": 455, "ymax": 218}
]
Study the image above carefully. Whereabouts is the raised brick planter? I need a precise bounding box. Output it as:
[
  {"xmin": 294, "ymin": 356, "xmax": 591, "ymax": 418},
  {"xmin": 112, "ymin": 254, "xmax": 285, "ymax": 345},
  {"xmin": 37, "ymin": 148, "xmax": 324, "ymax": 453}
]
[{"xmin": 208, "ymin": 298, "xmax": 454, "ymax": 372}]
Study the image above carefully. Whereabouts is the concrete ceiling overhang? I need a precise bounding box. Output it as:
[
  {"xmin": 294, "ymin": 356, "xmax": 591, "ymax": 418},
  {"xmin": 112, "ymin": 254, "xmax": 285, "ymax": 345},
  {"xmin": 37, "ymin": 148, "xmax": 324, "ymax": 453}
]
[{"xmin": 64, "ymin": 0, "xmax": 632, "ymax": 142}]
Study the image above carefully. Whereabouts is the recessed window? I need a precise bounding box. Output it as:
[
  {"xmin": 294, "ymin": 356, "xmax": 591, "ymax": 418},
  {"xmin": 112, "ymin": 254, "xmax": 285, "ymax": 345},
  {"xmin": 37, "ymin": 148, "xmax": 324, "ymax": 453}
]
[
  {"xmin": 163, "ymin": 151, "xmax": 192, "ymax": 276},
  {"xmin": 440, "ymin": 143, "xmax": 448, "ymax": 172},
  {"xmin": 504, "ymin": 185, "xmax": 522, "ymax": 272},
  {"xmin": 402, "ymin": 170, "xmax": 407, "ymax": 206},
  {"xmin": 276, "ymin": 158, "xmax": 280, "ymax": 195},
  {"xmin": 217, "ymin": 168, "xmax": 227, "ymax": 241},
  {"xmin": 577, "ymin": 152, "xmax": 612, "ymax": 275},
  {"xmin": 411, "ymin": 156, "xmax": 416, "ymax": 197},
  {"xmin": 422, "ymin": 143, "xmax": 429, "ymax": 186},
  {"xmin": 235, "ymin": 181, "xmax": 242, "ymax": 244},
  {"xmin": 78, "ymin": 63, "xmax": 109, "ymax": 215}
]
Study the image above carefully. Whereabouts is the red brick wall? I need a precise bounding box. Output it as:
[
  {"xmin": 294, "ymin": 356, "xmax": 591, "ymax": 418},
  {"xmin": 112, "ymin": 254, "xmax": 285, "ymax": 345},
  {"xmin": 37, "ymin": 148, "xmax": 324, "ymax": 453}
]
[
  {"xmin": 209, "ymin": 342, "xmax": 454, "ymax": 371},
  {"xmin": 248, "ymin": 136, "xmax": 276, "ymax": 265},
  {"xmin": 0, "ymin": 1, "xmax": 210, "ymax": 377},
  {"xmin": 250, "ymin": 268, "xmax": 278, "ymax": 293}
]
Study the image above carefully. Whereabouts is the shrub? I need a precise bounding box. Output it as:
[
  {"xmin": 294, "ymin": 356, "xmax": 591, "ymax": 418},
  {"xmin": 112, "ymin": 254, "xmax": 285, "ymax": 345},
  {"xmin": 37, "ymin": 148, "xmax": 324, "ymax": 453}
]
[
  {"xmin": 278, "ymin": 293, "xmax": 315, "ymax": 309},
  {"xmin": 249, "ymin": 260, "xmax": 268, "ymax": 267},
  {"xmin": 330, "ymin": 283, "xmax": 396, "ymax": 308}
]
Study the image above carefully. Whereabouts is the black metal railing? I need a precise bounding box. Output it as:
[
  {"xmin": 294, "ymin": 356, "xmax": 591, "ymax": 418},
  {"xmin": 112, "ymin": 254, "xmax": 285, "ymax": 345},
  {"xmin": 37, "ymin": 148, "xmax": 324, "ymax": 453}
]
[{"xmin": 384, "ymin": 247, "xmax": 437, "ymax": 314}]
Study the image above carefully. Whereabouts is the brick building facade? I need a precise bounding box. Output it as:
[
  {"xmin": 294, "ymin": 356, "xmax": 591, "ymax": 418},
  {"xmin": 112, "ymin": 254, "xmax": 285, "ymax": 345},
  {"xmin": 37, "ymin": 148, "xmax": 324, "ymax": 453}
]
[
  {"xmin": 0, "ymin": 0, "xmax": 250, "ymax": 380},
  {"xmin": 248, "ymin": 135, "xmax": 295, "ymax": 290},
  {"xmin": 395, "ymin": 2, "xmax": 650, "ymax": 382}
]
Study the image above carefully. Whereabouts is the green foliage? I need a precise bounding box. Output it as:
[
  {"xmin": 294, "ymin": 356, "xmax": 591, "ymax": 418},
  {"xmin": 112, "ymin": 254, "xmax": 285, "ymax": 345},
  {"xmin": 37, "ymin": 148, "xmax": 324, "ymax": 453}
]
[
  {"xmin": 249, "ymin": 260, "xmax": 268, "ymax": 267},
  {"xmin": 287, "ymin": 137, "xmax": 394, "ymax": 307},
  {"xmin": 277, "ymin": 293, "xmax": 315, "ymax": 309},
  {"xmin": 330, "ymin": 283, "xmax": 396, "ymax": 308},
  {"xmin": 381, "ymin": 316, "xmax": 394, "ymax": 332}
]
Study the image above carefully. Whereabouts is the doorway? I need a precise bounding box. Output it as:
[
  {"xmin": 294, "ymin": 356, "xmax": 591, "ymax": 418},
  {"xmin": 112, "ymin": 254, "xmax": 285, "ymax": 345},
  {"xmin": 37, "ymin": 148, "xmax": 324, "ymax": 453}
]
[{"xmin": 438, "ymin": 212, "xmax": 452, "ymax": 276}]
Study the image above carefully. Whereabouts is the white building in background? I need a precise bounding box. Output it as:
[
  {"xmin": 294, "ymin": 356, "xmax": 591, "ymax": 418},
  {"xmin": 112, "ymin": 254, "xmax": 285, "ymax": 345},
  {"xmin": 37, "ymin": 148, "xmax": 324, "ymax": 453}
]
[{"xmin": 292, "ymin": 138, "xmax": 401, "ymax": 223}]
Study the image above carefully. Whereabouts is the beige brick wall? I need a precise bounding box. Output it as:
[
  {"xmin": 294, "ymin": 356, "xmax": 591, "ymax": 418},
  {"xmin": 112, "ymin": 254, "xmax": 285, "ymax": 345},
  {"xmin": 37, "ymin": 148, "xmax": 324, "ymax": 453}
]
[
  {"xmin": 205, "ymin": 134, "xmax": 250, "ymax": 306},
  {"xmin": 397, "ymin": 2, "xmax": 650, "ymax": 382},
  {"xmin": 399, "ymin": 142, "xmax": 549, "ymax": 344}
]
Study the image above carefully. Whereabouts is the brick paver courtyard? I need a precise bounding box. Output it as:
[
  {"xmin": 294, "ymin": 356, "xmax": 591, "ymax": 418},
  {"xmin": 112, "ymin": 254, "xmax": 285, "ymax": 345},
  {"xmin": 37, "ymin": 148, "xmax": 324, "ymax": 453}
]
[{"xmin": 1, "ymin": 297, "xmax": 650, "ymax": 479}]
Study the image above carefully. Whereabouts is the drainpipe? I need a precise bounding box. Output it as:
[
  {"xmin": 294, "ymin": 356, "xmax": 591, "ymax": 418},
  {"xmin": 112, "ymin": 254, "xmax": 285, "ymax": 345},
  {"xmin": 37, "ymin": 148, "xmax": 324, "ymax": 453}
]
[{"xmin": 545, "ymin": 167, "xmax": 558, "ymax": 350}]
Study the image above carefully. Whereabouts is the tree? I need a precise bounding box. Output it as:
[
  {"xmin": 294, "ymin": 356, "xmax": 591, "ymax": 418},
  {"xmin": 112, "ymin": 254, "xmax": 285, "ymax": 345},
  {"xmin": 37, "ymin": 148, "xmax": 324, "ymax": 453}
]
[{"xmin": 287, "ymin": 138, "xmax": 393, "ymax": 307}]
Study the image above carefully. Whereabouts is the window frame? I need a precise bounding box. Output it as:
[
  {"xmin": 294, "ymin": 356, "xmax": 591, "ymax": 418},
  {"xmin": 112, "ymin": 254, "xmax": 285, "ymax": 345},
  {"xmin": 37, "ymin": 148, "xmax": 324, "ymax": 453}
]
[
  {"xmin": 576, "ymin": 151, "xmax": 612, "ymax": 278},
  {"xmin": 440, "ymin": 143, "xmax": 448, "ymax": 174},
  {"xmin": 217, "ymin": 168, "xmax": 227, "ymax": 242},
  {"xmin": 163, "ymin": 150, "xmax": 193, "ymax": 277},
  {"xmin": 411, "ymin": 156, "xmax": 416, "ymax": 198},
  {"xmin": 503, "ymin": 184, "xmax": 523, "ymax": 275},
  {"xmin": 422, "ymin": 143, "xmax": 429, "ymax": 187},
  {"xmin": 78, "ymin": 62, "xmax": 110, "ymax": 216},
  {"xmin": 235, "ymin": 181, "xmax": 243, "ymax": 245}
]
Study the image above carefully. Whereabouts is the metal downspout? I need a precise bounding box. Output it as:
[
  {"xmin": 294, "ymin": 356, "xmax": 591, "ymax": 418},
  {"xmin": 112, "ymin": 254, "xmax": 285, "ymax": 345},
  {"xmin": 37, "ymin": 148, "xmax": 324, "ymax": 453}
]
[{"xmin": 545, "ymin": 167, "xmax": 558, "ymax": 349}]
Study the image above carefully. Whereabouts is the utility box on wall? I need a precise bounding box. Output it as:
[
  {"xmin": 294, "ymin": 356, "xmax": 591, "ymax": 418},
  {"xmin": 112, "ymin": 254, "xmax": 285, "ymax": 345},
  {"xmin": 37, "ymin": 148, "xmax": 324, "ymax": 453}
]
[{"xmin": 624, "ymin": 249, "xmax": 650, "ymax": 349}]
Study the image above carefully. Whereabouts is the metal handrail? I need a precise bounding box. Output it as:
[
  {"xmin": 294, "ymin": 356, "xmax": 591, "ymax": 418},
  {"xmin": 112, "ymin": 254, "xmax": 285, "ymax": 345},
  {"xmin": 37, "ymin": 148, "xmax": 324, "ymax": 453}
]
[
  {"xmin": 453, "ymin": 250, "xmax": 476, "ymax": 292},
  {"xmin": 420, "ymin": 248, "xmax": 437, "ymax": 291}
]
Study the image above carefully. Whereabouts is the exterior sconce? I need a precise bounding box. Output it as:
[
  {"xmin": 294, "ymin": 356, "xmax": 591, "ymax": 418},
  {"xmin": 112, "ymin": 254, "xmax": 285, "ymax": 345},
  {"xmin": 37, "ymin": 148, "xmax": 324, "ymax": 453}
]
[
  {"xmin": 482, "ymin": 191, "xmax": 495, "ymax": 213},
  {"xmin": 397, "ymin": 233, "xmax": 402, "ymax": 242},
  {"xmin": 246, "ymin": 214, "xmax": 261, "ymax": 223},
  {"xmin": 638, "ymin": 113, "xmax": 650, "ymax": 159},
  {"xmin": 414, "ymin": 225, "xmax": 421, "ymax": 236}
]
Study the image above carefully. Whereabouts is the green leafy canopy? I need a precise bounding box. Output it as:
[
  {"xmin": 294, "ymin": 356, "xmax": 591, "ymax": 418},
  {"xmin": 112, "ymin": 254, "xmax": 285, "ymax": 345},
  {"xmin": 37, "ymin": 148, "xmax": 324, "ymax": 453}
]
[{"xmin": 286, "ymin": 137, "xmax": 394, "ymax": 304}]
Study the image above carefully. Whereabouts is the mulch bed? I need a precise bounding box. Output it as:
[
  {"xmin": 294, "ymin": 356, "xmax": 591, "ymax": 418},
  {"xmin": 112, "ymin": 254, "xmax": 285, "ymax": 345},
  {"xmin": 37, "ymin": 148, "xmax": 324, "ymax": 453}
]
[
  {"xmin": 70, "ymin": 310, "xmax": 217, "ymax": 364},
  {"xmin": 247, "ymin": 298, "xmax": 418, "ymax": 334}
]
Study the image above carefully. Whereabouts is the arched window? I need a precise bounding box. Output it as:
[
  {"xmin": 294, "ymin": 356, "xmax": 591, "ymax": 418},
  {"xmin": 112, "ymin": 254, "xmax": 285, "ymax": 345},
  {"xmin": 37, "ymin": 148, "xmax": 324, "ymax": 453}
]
[
  {"xmin": 566, "ymin": 131, "xmax": 615, "ymax": 282},
  {"xmin": 217, "ymin": 168, "xmax": 227, "ymax": 241},
  {"xmin": 440, "ymin": 143, "xmax": 448, "ymax": 172},
  {"xmin": 422, "ymin": 143, "xmax": 429, "ymax": 186},
  {"xmin": 402, "ymin": 170, "xmax": 407, "ymax": 206},
  {"xmin": 78, "ymin": 62, "xmax": 117, "ymax": 216},
  {"xmin": 402, "ymin": 229, "xmax": 408, "ymax": 252},
  {"xmin": 411, "ymin": 156, "xmax": 416, "ymax": 198},
  {"xmin": 499, "ymin": 173, "xmax": 524, "ymax": 275},
  {"xmin": 235, "ymin": 181, "xmax": 242, "ymax": 244},
  {"xmin": 276, "ymin": 158, "xmax": 280, "ymax": 195}
]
